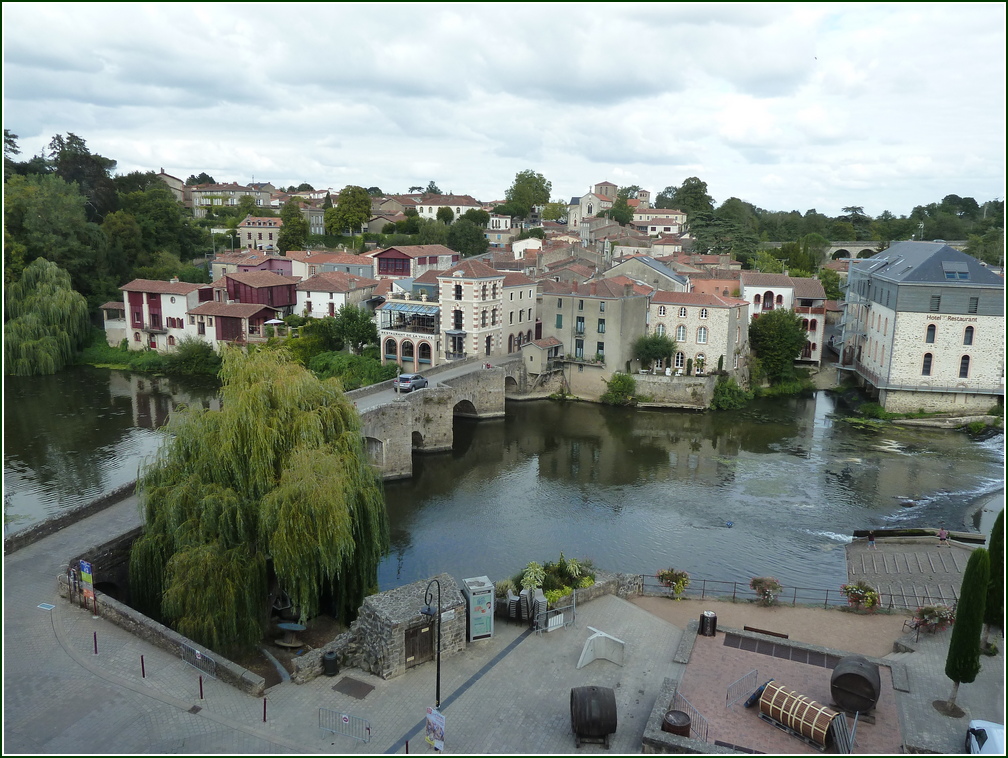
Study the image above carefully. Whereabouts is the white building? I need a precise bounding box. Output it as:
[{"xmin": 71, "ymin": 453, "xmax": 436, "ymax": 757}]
[
  {"xmin": 295, "ymin": 271, "xmax": 379, "ymax": 319},
  {"xmin": 839, "ymin": 241, "xmax": 1005, "ymax": 412}
]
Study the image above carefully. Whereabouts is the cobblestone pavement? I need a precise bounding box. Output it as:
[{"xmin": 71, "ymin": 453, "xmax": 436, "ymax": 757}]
[{"xmin": 3, "ymin": 498, "xmax": 1004, "ymax": 754}]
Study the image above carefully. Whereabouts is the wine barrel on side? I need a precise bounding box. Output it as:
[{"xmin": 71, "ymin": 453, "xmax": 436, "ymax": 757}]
[
  {"xmin": 831, "ymin": 654, "xmax": 881, "ymax": 712},
  {"xmin": 570, "ymin": 686, "xmax": 617, "ymax": 748}
]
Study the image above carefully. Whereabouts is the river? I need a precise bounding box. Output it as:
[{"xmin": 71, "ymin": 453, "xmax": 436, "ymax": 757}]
[{"xmin": 4, "ymin": 367, "xmax": 1004, "ymax": 593}]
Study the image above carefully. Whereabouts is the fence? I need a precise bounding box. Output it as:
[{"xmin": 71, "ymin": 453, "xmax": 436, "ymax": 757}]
[
  {"xmin": 534, "ymin": 593, "xmax": 576, "ymax": 635},
  {"xmin": 639, "ymin": 574, "xmax": 955, "ymax": 612},
  {"xmin": 725, "ymin": 669, "xmax": 758, "ymax": 708},
  {"xmin": 319, "ymin": 708, "xmax": 371, "ymax": 743},
  {"xmin": 672, "ymin": 691, "xmax": 708, "ymax": 743},
  {"xmin": 180, "ymin": 642, "xmax": 217, "ymax": 679}
]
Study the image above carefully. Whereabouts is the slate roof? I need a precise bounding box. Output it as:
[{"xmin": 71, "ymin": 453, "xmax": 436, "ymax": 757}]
[{"xmin": 856, "ymin": 241, "xmax": 1003, "ymax": 286}]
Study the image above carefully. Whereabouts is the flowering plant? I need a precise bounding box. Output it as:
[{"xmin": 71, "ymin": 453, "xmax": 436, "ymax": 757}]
[
  {"xmin": 840, "ymin": 580, "xmax": 880, "ymax": 610},
  {"xmin": 656, "ymin": 568, "xmax": 690, "ymax": 599},
  {"xmin": 914, "ymin": 604, "xmax": 955, "ymax": 631},
  {"xmin": 750, "ymin": 576, "xmax": 782, "ymax": 606}
]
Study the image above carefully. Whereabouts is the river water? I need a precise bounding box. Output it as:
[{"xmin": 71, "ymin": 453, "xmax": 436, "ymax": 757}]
[{"xmin": 4, "ymin": 367, "xmax": 1004, "ymax": 594}]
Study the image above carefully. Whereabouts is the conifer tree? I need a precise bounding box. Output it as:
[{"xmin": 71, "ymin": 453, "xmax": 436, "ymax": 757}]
[{"xmin": 945, "ymin": 547, "xmax": 990, "ymax": 710}]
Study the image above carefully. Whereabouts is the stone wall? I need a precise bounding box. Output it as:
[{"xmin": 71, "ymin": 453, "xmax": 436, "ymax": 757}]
[
  {"xmin": 879, "ymin": 389, "xmax": 1001, "ymax": 414},
  {"xmin": 635, "ymin": 374, "xmax": 718, "ymax": 410},
  {"xmin": 56, "ymin": 571, "xmax": 266, "ymax": 697}
]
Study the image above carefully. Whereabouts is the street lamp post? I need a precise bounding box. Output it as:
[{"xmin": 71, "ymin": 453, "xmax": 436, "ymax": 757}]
[{"xmin": 420, "ymin": 578, "xmax": 442, "ymax": 709}]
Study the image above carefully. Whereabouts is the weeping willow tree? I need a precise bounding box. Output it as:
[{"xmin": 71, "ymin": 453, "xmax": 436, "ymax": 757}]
[
  {"xmin": 4, "ymin": 257, "xmax": 91, "ymax": 375},
  {"xmin": 129, "ymin": 347, "xmax": 389, "ymax": 655}
]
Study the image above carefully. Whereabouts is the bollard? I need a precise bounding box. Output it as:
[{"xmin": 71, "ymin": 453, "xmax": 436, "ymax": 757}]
[
  {"xmin": 93, "ymin": 632, "xmax": 98, "ymax": 655},
  {"xmin": 199, "ymin": 675, "xmax": 204, "ymax": 700},
  {"xmin": 92, "ymin": 595, "xmax": 99, "ymax": 618},
  {"xmin": 141, "ymin": 655, "xmax": 146, "ymax": 679},
  {"xmin": 262, "ymin": 697, "xmax": 267, "ymax": 722}
]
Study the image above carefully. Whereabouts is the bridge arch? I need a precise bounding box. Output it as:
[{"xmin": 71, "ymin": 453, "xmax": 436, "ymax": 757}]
[
  {"xmin": 411, "ymin": 430, "xmax": 424, "ymax": 449},
  {"xmin": 453, "ymin": 398, "xmax": 478, "ymax": 418}
]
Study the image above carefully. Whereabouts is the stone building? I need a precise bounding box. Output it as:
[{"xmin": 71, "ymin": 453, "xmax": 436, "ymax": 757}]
[{"xmin": 838, "ymin": 241, "xmax": 1005, "ymax": 412}]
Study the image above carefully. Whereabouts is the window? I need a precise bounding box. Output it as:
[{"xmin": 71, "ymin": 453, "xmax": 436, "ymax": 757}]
[
  {"xmin": 578, "ymin": 299, "xmax": 584, "ymax": 311},
  {"xmin": 959, "ymin": 355, "xmax": 970, "ymax": 378},
  {"xmin": 736, "ymin": 326, "xmax": 740, "ymax": 343},
  {"xmin": 134, "ymin": 332, "xmax": 141, "ymax": 342},
  {"xmin": 597, "ymin": 319, "xmax": 605, "ymax": 334},
  {"xmin": 968, "ymin": 297, "xmax": 979, "ymax": 314},
  {"xmin": 658, "ymin": 306, "xmax": 666, "ymax": 316},
  {"xmin": 676, "ymin": 325, "xmax": 687, "ymax": 342},
  {"xmin": 509, "ymin": 312, "xmax": 514, "ymax": 324},
  {"xmin": 929, "ymin": 294, "xmax": 941, "ymax": 312},
  {"xmin": 576, "ymin": 316, "xmax": 585, "ymax": 334},
  {"xmin": 168, "ymin": 336, "xmax": 175, "ymax": 347},
  {"xmin": 575, "ymin": 339, "xmax": 584, "ymax": 359},
  {"xmin": 555, "ymin": 314, "xmax": 563, "ymax": 328},
  {"xmin": 481, "ymin": 284, "xmax": 487, "ymax": 300},
  {"xmin": 964, "ymin": 326, "xmax": 974, "ymax": 345},
  {"xmin": 599, "ymin": 301, "xmax": 605, "ymax": 313},
  {"xmin": 922, "ymin": 353, "xmax": 933, "ymax": 376},
  {"xmin": 481, "ymin": 310, "xmax": 487, "ymax": 327},
  {"xmin": 258, "ymin": 232, "xmax": 262, "ymax": 241},
  {"xmin": 596, "ymin": 342, "xmax": 605, "ymax": 357},
  {"xmin": 802, "ymin": 319, "xmax": 809, "ymax": 330},
  {"xmin": 190, "ymin": 315, "xmax": 196, "ymax": 325},
  {"xmin": 557, "ymin": 298, "xmax": 563, "ymax": 308},
  {"xmin": 699, "ymin": 308, "xmax": 708, "ymax": 319},
  {"xmin": 926, "ymin": 324, "xmax": 936, "ymax": 343},
  {"xmin": 679, "ymin": 307, "xmax": 687, "ymax": 317},
  {"xmin": 697, "ymin": 326, "xmax": 708, "ymax": 344},
  {"xmin": 454, "ymin": 284, "xmax": 463, "ymax": 301},
  {"xmin": 656, "ymin": 323, "xmax": 665, "ymax": 336},
  {"xmin": 491, "ymin": 309, "xmax": 497, "ymax": 326},
  {"xmin": 305, "ymin": 300, "xmax": 312, "ymax": 312},
  {"xmin": 675, "ymin": 352, "xmax": 685, "ymax": 369},
  {"xmin": 734, "ymin": 353, "xmax": 739, "ymax": 369}
]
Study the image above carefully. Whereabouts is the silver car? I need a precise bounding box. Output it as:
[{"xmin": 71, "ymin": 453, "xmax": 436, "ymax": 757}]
[{"xmin": 393, "ymin": 373, "xmax": 428, "ymax": 392}]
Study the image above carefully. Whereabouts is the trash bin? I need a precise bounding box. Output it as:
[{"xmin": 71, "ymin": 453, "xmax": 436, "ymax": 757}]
[
  {"xmin": 699, "ymin": 610, "xmax": 717, "ymax": 637},
  {"xmin": 322, "ymin": 650, "xmax": 339, "ymax": 677}
]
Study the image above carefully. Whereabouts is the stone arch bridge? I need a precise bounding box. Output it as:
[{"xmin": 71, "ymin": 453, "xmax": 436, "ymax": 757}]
[{"xmin": 348, "ymin": 357, "xmax": 526, "ymax": 480}]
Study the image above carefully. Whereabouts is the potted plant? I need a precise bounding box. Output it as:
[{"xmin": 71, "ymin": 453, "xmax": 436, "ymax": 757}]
[
  {"xmin": 914, "ymin": 604, "xmax": 955, "ymax": 632},
  {"xmin": 840, "ymin": 579, "xmax": 880, "ymax": 610},
  {"xmin": 656, "ymin": 568, "xmax": 690, "ymax": 599},
  {"xmin": 750, "ymin": 576, "xmax": 782, "ymax": 606}
]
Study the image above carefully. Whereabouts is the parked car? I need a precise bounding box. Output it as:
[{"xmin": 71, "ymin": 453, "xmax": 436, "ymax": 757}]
[
  {"xmin": 966, "ymin": 720, "xmax": 1005, "ymax": 754},
  {"xmin": 393, "ymin": 373, "xmax": 428, "ymax": 392}
]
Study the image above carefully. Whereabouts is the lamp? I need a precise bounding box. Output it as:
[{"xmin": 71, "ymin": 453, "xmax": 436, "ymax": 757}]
[{"xmin": 420, "ymin": 578, "xmax": 442, "ymax": 708}]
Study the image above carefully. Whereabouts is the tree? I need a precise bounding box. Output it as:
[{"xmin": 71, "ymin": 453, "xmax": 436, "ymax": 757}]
[
  {"xmin": 424, "ymin": 180, "xmax": 442, "ymax": 195},
  {"xmin": 945, "ymin": 547, "xmax": 990, "ymax": 712},
  {"xmin": 322, "ymin": 192, "xmax": 333, "ymax": 209},
  {"xmin": 325, "ymin": 185, "xmax": 371, "ymax": 236},
  {"xmin": 4, "ymin": 258, "xmax": 91, "ymax": 376},
  {"xmin": 541, "ymin": 201, "xmax": 568, "ymax": 222},
  {"xmin": 446, "ymin": 218, "xmax": 488, "ymax": 257},
  {"xmin": 654, "ymin": 177, "xmax": 714, "ymax": 222},
  {"xmin": 747, "ymin": 308, "xmax": 807, "ymax": 384},
  {"xmin": 296, "ymin": 182, "xmax": 314, "ymax": 192},
  {"xmin": 982, "ymin": 509, "xmax": 1004, "ymax": 651},
  {"xmin": 632, "ymin": 333, "xmax": 677, "ymax": 370},
  {"xmin": 408, "ymin": 185, "xmax": 424, "ymax": 193},
  {"xmin": 278, "ymin": 199, "xmax": 308, "ymax": 253},
  {"xmin": 47, "ymin": 133, "xmax": 118, "ymax": 223},
  {"xmin": 436, "ymin": 206, "xmax": 454, "ymax": 225},
  {"xmin": 460, "ymin": 208, "xmax": 490, "ymax": 227},
  {"xmin": 504, "ymin": 169, "xmax": 552, "ymax": 219},
  {"xmin": 128, "ymin": 348, "xmax": 390, "ymax": 655},
  {"xmin": 186, "ymin": 172, "xmax": 216, "ymax": 186},
  {"xmin": 600, "ymin": 372, "xmax": 637, "ymax": 406},
  {"xmin": 113, "ymin": 170, "xmax": 161, "ymax": 195},
  {"xmin": 617, "ymin": 185, "xmax": 642, "ymax": 200},
  {"xmin": 3, "ymin": 128, "xmax": 20, "ymax": 182},
  {"xmin": 602, "ymin": 196, "xmax": 633, "ymax": 226},
  {"xmin": 366, "ymin": 186, "xmax": 383, "ymax": 196},
  {"xmin": 416, "ymin": 217, "xmax": 449, "ymax": 246},
  {"xmin": 818, "ymin": 267, "xmax": 843, "ymax": 301},
  {"xmin": 332, "ymin": 303, "xmax": 379, "ymax": 354}
]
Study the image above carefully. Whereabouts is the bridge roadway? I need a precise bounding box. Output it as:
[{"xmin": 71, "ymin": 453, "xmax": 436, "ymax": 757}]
[{"xmin": 346, "ymin": 355, "xmax": 524, "ymax": 480}]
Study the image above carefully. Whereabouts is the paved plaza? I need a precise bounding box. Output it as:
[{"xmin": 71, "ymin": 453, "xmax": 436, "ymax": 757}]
[{"xmin": 3, "ymin": 498, "xmax": 1004, "ymax": 754}]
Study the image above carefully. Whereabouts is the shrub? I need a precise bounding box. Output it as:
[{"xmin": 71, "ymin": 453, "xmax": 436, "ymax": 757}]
[
  {"xmin": 656, "ymin": 568, "xmax": 690, "ymax": 599},
  {"xmin": 966, "ymin": 421, "xmax": 987, "ymax": 435},
  {"xmin": 521, "ymin": 561, "xmax": 546, "ymax": 591},
  {"xmin": 710, "ymin": 376, "xmax": 753, "ymax": 410},
  {"xmin": 544, "ymin": 587, "xmax": 573, "ymax": 605},
  {"xmin": 859, "ymin": 402, "xmax": 889, "ymax": 419},
  {"xmin": 494, "ymin": 578, "xmax": 515, "ymax": 598},
  {"xmin": 750, "ymin": 576, "xmax": 782, "ymax": 606},
  {"xmin": 162, "ymin": 337, "xmax": 222, "ymax": 377},
  {"xmin": 840, "ymin": 579, "xmax": 880, "ymax": 609},
  {"xmin": 915, "ymin": 603, "xmax": 955, "ymax": 631},
  {"xmin": 600, "ymin": 372, "xmax": 636, "ymax": 406}
]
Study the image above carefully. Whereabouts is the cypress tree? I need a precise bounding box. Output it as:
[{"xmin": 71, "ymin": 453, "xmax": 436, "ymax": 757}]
[
  {"xmin": 982, "ymin": 510, "xmax": 1004, "ymax": 650},
  {"xmin": 945, "ymin": 547, "xmax": 990, "ymax": 709}
]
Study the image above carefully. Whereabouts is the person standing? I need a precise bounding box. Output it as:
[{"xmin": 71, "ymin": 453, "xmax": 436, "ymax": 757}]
[
  {"xmin": 868, "ymin": 530, "xmax": 876, "ymax": 550},
  {"xmin": 937, "ymin": 526, "xmax": 949, "ymax": 547}
]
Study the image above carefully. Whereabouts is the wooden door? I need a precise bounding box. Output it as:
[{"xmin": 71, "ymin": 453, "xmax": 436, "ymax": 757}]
[{"xmin": 404, "ymin": 623, "xmax": 433, "ymax": 669}]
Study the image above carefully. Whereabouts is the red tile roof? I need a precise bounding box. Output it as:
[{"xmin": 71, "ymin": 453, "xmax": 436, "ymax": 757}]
[
  {"xmin": 189, "ymin": 302, "xmax": 274, "ymax": 318},
  {"xmin": 120, "ymin": 279, "xmax": 202, "ymax": 295},
  {"xmin": 296, "ymin": 271, "xmax": 378, "ymax": 292},
  {"xmin": 225, "ymin": 271, "xmax": 300, "ymax": 287}
]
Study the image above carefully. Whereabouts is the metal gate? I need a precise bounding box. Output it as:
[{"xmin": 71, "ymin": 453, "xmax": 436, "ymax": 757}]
[
  {"xmin": 404, "ymin": 623, "xmax": 433, "ymax": 669},
  {"xmin": 180, "ymin": 642, "xmax": 217, "ymax": 678},
  {"xmin": 319, "ymin": 708, "xmax": 371, "ymax": 743}
]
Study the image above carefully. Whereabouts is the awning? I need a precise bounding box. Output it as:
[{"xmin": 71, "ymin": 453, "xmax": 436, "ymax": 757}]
[
  {"xmin": 444, "ymin": 329, "xmax": 467, "ymax": 335},
  {"xmin": 379, "ymin": 301, "xmax": 439, "ymax": 315}
]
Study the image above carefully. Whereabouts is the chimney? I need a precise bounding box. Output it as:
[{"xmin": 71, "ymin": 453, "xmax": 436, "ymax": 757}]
[
  {"xmin": 170, "ymin": 277, "xmax": 180, "ymax": 284},
  {"xmin": 624, "ymin": 283, "xmax": 633, "ymax": 297},
  {"xmin": 590, "ymin": 282, "xmax": 597, "ymax": 296}
]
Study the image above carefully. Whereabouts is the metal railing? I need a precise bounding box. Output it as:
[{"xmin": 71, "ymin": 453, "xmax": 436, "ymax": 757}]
[
  {"xmin": 639, "ymin": 574, "xmax": 955, "ymax": 612},
  {"xmin": 180, "ymin": 642, "xmax": 217, "ymax": 678},
  {"xmin": 319, "ymin": 708, "xmax": 371, "ymax": 743},
  {"xmin": 672, "ymin": 691, "xmax": 708, "ymax": 743},
  {"xmin": 725, "ymin": 669, "xmax": 758, "ymax": 709}
]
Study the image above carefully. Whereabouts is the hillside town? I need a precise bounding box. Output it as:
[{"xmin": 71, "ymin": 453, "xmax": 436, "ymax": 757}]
[{"xmin": 103, "ymin": 176, "xmax": 1005, "ymax": 413}]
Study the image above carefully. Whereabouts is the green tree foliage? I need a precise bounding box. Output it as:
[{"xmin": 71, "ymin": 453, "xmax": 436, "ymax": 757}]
[
  {"xmin": 4, "ymin": 258, "xmax": 91, "ymax": 375},
  {"xmin": 541, "ymin": 201, "xmax": 568, "ymax": 222},
  {"xmin": 632, "ymin": 333, "xmax": 677, "ymax": 370},
  {"xmin": 186, "ymin": 172, "xmax": 216, "ymax": 185},
  {"xmin": 600, "ymin": 372, "xmax": 637, "ymax": 406},
  {"xmin": 602, "ymin": 196, "xmax": 633, "ymax": 226},
  {"xmin": 460, "ymin": 208, "xmax": 490, "ymax": 227},
  {"xmin": 308, "ymin": 350, "xmax": 398, "ymax": 390},
  {"xmin": 129, "ymin": 348, "xmax": 390, "ymax": 654},
  {"xmin": 277, "ymin": 199, "xmax": 309, "ymax": 253},
  {"xmin": 296, "ymin": 182, "xmax": 314, "ymax": 192},
  {"xmin": 710, "ymin": 376, "xmax": 753, "ymax": 410},
  {"xmin": 332, "ymin": 304, "xmax": 378, "ymax": 354},
  {"xmin": 983, "ymin": 510, "xmax": 1004, "ymax": 645},
  {"xmin": 424, "ymin": 181, "xmax": 442, "ymax": 195},
  {"xmin": 818, "ymin": 267, "xmax": 843, "ymax": 301},
  {"xmin": 3, "ymin": 128, "xmax": 21, "ymax": 182},
  {"xmin": 617, "ymin": 185, "xmax": 642, "ymax": 200},
  {"xmin": 515, "ymin": 228, "xmax": 545, "ymax": 241},
  {"xmin": 505, "ymin": 169, "xmax": 552, "ymax": 219},
  {"xmin": 161, "ymin": 336, "xmax": 222, "ymax": 377},
  {"xmin": 945, "ymin": 547, "xmax": 990, "ymax": 708},
  {"xmin": 112, "ymin": 170, "xmax": 161, "ymax": 195},
  {"xmin": 416, "ymin": 217, "xmax": 449, "ymax": 246},
  {"xmin": 747, "ymin": 308, "xmax": 807, "ymax": 385},
  {"xmin": 654, "ymin": 177, "xmax": 714, "ymax": 222},
  {"xmin": 326, "ymin": 185, "xmax": 371, "ymax": 236},
  {"xmin": 118, "ymin": 183, "xmax": 208, "ymax": 260},
  {"xmin": 47, "ymin": 133, "xmax": 118, "ymax": 223},
  {"xmin": 436, "ymin": 206, "xmax": 455, "ymax": 225},
  {"xmin": 691, "ymin": 210, "xmax": 760, "ymax": 261},
  {"xmin": 447, "ymin": 218, "xmax": 489, "ymax": 257}
]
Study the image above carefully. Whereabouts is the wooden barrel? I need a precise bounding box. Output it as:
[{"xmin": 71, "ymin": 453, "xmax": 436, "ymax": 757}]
[
  {"xmin": 831, "ymin": 654, "xmax": 881, "ymax": 712},
  {"xmin": 661, "ymin": 709, "xmax": 691, "ymax": 736},
  {"xmin": 759, "ymin": 681, "xmax": 838, "ymax": 747},
  {"xmin": 570, "ymin": 686, "xmax": 617, "ymax": 746}
]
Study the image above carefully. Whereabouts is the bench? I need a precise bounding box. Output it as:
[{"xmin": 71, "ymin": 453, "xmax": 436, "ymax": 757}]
[{"xmin": 744, "ymin": 625, "xmax": 789, "ymax": 639}]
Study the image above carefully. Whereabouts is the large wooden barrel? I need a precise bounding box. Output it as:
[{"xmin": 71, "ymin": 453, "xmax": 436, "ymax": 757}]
[
  {"xmin": 831, "ymin": 654, "xmax": 881, "ymax": 712},
  {"xmin": 759, "ymin": 681, "xmax": 839, "ymax": 748},
  {"xmin": 570, "ymin": 686, "xmax": 617, "ymax": 747},
  {"xmin": 661, "ymin": 709, "xmax": 691, "ymax": 737}
]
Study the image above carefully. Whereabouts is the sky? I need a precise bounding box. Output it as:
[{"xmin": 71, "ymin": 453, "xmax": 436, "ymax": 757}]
[{"xmin": 2, "ymin": 3, "xmax": 1005, "ymax": 218}]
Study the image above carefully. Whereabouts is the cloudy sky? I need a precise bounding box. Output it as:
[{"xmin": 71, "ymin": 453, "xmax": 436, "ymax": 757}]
[{"xmin": 2, "ymin": 3, "xmax": 1005, "ymax": 217}]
